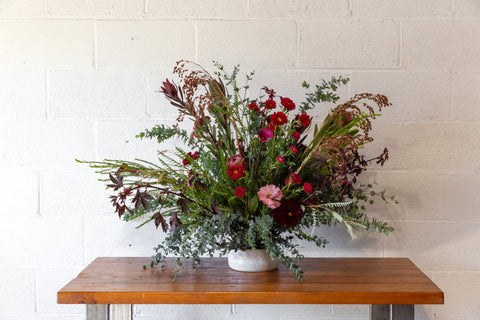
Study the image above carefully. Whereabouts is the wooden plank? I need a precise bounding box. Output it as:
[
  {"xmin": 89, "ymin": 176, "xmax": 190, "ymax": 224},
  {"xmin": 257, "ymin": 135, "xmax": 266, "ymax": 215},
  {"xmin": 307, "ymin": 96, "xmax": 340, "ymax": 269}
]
[
  {"xmin": 87, "ymin": 304, "xmax": 108, "ymax": 320},
  {"xmin": 371, "ymin": 304, "xmax": 390, "ymax": 320},
  {"xmin": 58, "ymin": 257, "xmax": 444, "ymax": 305},
  {"xmin": 392, "ymin": 304, "xmax": 414, "ymax": 320}
]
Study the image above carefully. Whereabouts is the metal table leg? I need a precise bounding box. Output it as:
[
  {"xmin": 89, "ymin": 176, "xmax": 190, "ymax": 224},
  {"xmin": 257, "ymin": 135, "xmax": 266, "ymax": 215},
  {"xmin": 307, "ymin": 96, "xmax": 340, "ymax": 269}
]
[
  {"xmin": 111, "ymin": 304, "xmax": 132, "ymax": 320},
  {"xmin": 87, "ymin": 305, "xmax": 108, "ymax": 320},
  {"xmin": 371, "ymin": 305, "xmax": 414, "ymax": 320},
  {"xmin": 86, "ymin": 305, "xmax": 132, "ymax": 320},
  {"xmin": 393, "ymin": 305, "xmax": 414, "ymax": 319}
]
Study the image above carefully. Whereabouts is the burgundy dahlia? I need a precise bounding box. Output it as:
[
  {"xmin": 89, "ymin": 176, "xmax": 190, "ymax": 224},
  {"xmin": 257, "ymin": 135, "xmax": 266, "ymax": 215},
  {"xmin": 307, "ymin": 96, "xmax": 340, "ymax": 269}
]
[{"xmin": 273, "ymin": 199, "xmax": 304, "ymax": 228}]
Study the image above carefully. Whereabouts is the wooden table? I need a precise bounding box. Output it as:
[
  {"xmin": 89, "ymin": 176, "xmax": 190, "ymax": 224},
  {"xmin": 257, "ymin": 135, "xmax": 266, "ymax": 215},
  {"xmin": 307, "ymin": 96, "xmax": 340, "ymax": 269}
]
[{"xmin": 58, "ymin": 257, "xmax": 443, "ymax": 320}]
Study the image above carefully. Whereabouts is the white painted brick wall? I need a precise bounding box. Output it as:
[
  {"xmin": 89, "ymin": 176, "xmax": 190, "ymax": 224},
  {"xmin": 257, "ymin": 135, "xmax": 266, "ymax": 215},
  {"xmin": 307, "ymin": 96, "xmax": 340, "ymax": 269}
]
[{"xmin": 1, "ymin": 0, "xmax": 479, "ymax": 319}]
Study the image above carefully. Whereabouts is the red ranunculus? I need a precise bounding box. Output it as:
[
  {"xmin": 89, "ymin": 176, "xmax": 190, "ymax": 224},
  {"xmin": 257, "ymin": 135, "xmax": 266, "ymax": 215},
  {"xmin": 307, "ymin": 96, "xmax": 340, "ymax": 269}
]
[
  {"xmin": 249, "ymin": 102, "xmax": 260, "ymax": 111},
  {"xmin": 280, "ymin": 97, "xmax": 295, "ymax": 111},
  {"xmin": 292, "ymin": 131, "xmax": 300, "ymax": 140},
  {"xmin": 299, "ymin": 113, "xmax": 311, "ymax": 127},
  {"xmin": 290, "ymin": 172, "xmax": 302, "ymax": 184},
  {"xmin": 290, "ymin": 146, "xmax": 298, "ymax": 154},
  {"xmin": 235, "ymin": 187, "xmax": 246, "ymax": 198},
  {"xmin": 264, "ymin": 99, "xmax": 276, "ymax": 109},
  {"xmin": 303, "ymin": 182, "xmax": 312, "ymax": 194},
  {"xmin": 258, "ymin": 127, "xmax": 274, "ymax": 142},
  {"xmin": 227, "ymin": 165, "xmax": 245, "ymax": 180},
  {"xmin": 270, "ymin": 111, "xmax": 288, "ymax": 126},
  {"xmin": 277, "ymin": 156, "xmax": 284, "ymax": 163},
  {"xmin": 273, "ymin": 199, "xmax": 304, "ymax": 228}
]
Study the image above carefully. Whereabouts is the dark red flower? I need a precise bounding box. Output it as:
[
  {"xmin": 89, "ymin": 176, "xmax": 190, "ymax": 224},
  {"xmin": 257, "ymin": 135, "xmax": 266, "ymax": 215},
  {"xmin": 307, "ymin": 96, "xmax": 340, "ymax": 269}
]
[
  {"xmin": 273, "ymin": 199, "xmax": 304, "ymax": 228},
  {"xmin": 277, "ymin": 156, "xmax": 284, "ymax": 163},
  {"xmin": 343, "ymin": 112, "xmax": 353, "ymax": 125},
  {"xmin": 268, "ymin": 122, "xmax": 279, "ymax": 131},
  {"xmin": 264, "ymin": 99, "xmax": 276, "ymax": 109},
  {"xmin": 248, "ymin": 102, "xmax": 260, "ymax": 111},
  {"xmin": 280, "ymin": 97, "xmax": 295, "ymax": 111},
  {"xmin": 290, "ymin": 172, "xmax": 302, "ymax": 184},
  {"xmin": 270, "ymin": 111, "xmax": 288, "ymax": 126},
  {"xmin": 258, "ymin": 127, "xmax": 274, "ymax": 142},
  {"xmin": 235, "ymin": 187, "xmax": 246, "ymax": 198},
  {"xmin": 292, "ymin": 131, "xmax": 300, "ymax": 140},
  {"xmin": 183, "ymin": 151, "xmax": 198, "ymax": 166},
  {"xmin": 227, "ymin": 165, "xmax": 245, "ymax": 180},
  {"xmin": 262, "ymin": 86, "xmax": 276, "ymax": 99},
  {"xmin": 160, "ymin": 79, "xmax": 178, "ymax": 99},
  {"xmin": 290, "ymin": 146, "xmax": 298, "ymax": 154},
  {"xmin": 299, "ymin": 113, "xmax": 311, "ymax": 127},
  {"xmin": 303, "ymin": 182, "xmax": 312, "ymax": 194}
]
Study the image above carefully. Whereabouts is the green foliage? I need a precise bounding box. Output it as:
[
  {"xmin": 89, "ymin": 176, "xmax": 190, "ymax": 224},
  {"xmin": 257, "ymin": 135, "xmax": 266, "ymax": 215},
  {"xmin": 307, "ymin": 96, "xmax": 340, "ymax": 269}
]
[
  {"xmin": 137, "ymin": 124, "xmax": 189, "ymax": 144},
  {"xmin": 300, "ymin": 76, "xmax": 350, "ymax": 113}
]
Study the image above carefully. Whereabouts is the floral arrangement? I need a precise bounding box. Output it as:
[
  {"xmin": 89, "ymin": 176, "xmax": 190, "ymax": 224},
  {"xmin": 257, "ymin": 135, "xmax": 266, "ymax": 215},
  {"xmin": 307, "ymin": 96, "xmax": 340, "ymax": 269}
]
[{"xmin": 81, "ymin": 60, "xmax": 396, "ymax": 280}]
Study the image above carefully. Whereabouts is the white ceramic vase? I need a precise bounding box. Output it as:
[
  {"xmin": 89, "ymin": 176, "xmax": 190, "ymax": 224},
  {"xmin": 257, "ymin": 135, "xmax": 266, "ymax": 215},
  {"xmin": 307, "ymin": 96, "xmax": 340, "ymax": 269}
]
[{"xmin": 227, "ymin": 249, "xmax": 280, "ymax": 272}]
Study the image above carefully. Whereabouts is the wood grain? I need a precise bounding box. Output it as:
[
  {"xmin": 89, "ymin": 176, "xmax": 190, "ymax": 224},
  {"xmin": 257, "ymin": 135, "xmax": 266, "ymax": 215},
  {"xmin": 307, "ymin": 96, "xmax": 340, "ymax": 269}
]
[{"xmin": 57, "ymin": 257, "xmax": 443, "ymax": 305}]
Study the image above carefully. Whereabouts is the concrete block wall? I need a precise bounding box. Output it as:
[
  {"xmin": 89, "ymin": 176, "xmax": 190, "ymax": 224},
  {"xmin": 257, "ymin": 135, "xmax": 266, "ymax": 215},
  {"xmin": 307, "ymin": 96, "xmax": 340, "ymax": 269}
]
[{"xmin": 0, "ymin": 1, "xmax": 479, "ymax": 319}]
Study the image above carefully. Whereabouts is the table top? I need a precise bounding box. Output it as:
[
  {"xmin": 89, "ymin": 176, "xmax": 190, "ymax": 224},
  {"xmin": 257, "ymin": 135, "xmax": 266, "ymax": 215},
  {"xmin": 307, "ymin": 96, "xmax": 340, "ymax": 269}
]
[{"xmin": 57, "ymin": 257, "xmax": 443, "ymax": 305}]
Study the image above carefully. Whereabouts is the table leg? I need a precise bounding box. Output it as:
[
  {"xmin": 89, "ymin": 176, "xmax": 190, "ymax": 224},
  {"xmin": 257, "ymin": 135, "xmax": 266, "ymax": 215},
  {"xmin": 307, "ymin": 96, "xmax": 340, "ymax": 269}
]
[
  {"xmin": 392, "ymin": 305, "xmax": 414, "ymax": 319},
  {"xmin": 111, "ymin": 304, "xmax": 132, "ymax": 320},
  {"xmin": 87, "ymin": 305, "xmax": 108, "ymax": 320},
  {"xmin": 371, "ymin": 305, "xmax": 415, "ymax": 320},
  {"xmin": 371, "ymin": 304, "xmax": 390, "ymax": 320}
]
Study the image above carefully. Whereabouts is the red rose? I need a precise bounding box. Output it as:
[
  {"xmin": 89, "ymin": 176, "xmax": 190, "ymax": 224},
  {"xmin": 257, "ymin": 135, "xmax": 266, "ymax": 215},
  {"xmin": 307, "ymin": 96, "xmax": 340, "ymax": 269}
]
[
  {"xmin": 249, "ymin": 102, "xmax": 260, "ymax": 111},
  {"xmin": 290, "ymin": 146, "xmax": 298, "ymax": 154},
  {"xmin": 277, "ymin": 156, "xmax": 285, "ymax": 163},
  {"xmin": 270, "ymin": 111, "xmax": 288, "ymax": 126},
  {"xmin": 299, "ymin": 113, "xmax": 311, "ymax": 127},
  {"xmin": 280, "ymin": 97, "xmax": 295, "ymax": 111},
  {"xmin": 303, "ymin": 182, "xmax": 312, "ymax": 194},
  {"xmin": 235, "ymin": 187, "xmax": 246, "ymax": 198},
  {"xmin": 264, "ymin": 99, "xmax": 276, "ymax": 109},
  {"xmin": 292, "ymin": 131, "xmax": 300, "ymax": 140},
  {"xmin": 273, "ymin": 199, "xmax": 304, "ymax": 228},
  {"xmin": 227, "ymin": 165, "xmax": 245, "ymax": 180},
  {"xmin": 290, "ymin": 172, "xmax": 302, "ymax": 184}
]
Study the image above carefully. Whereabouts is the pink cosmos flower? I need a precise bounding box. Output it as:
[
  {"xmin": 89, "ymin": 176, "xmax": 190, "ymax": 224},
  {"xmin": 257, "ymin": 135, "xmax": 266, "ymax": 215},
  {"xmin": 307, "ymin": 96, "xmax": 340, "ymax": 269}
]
[
  {"xmin": 257, "ymin": 185, "xmax": 283, "ymax": 209},
  {"xmin": 258, "ymin": 127, "xmax": 274, "ymax": 142}
]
